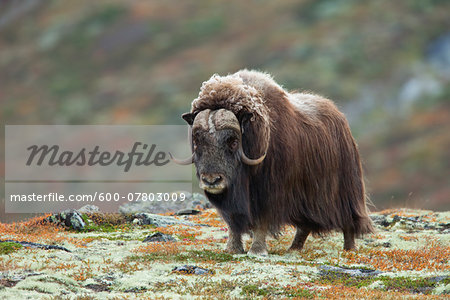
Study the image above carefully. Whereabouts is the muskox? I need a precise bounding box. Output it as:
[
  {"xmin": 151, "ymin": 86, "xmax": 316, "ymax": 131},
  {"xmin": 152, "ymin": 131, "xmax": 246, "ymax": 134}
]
[{"xmin": 172, "ymin": 70, "xmax": 374, "ymax": 255}]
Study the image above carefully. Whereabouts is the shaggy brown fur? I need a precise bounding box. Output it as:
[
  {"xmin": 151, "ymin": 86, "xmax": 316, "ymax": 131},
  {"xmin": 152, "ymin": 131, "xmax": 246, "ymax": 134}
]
[{"xmin": 183, "ymin": 69, "xmax": 374, "ymax": 253}]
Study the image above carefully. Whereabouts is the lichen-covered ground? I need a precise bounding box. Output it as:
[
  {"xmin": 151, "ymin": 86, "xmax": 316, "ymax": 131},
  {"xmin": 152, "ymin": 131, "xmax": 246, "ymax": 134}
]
[{"xmin": 0, "ymin": 209, "xmax": 448, "ymax": 299}]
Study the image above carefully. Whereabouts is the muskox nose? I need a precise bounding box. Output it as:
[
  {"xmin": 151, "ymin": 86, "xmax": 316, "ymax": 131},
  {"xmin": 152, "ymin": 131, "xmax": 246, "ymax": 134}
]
[{"xmin": 201, "ymin": 173, "xmax": 223, "ymax": 186}]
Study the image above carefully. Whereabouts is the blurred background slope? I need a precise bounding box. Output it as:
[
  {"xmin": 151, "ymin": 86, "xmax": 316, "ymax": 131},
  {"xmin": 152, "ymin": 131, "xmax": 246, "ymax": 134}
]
[{"xmin": 1, "ymin": 0, "xmax": 449, "ymax": 212}]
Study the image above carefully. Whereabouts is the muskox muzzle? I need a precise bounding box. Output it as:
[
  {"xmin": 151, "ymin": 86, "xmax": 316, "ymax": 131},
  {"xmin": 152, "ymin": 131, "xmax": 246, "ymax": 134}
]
[{"xmin": 199, "ymin": 173, "xmax": 226, "ymax": 194}]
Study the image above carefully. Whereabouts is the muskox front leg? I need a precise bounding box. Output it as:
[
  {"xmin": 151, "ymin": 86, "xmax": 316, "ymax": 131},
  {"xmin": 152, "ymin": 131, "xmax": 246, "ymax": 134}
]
[
  {"xmin": 343, "ymin": 227, "xmax": 355, "ymax": 251},
  {"xmin": 288, "ymin": 227, "xmax": 311, "ymax": 251},
  {"xmin": 225, "ymin": 227, "xmax": 244, "ymax": 254},
  {"xmin": 248, "ymin": 228, "xmax": 268, "ymax": 256}
]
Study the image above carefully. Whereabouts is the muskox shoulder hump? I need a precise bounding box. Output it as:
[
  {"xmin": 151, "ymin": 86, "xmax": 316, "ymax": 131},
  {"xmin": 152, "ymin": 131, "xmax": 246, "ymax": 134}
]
[
  {"xmin": 236, "ymin": 69, "xmax": 285, "ymax": 96},
  {"xmin": 287, "ymin": 93, "xmax": 321, "ymax": 118},
  {"xmin": 287, "ymin": 93, "xmax": 343, "ymax": 120}
]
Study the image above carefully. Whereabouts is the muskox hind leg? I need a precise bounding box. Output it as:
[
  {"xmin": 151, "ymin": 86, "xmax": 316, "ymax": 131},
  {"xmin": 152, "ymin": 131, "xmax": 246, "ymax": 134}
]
[
  {"xmin": 288, "ymin": 227, "xmax": 311, "ymax": 251},
  {"xmin": 225, "ymin": 228, "xmax": 245, "ymax": 254},
  {"xmin": 343, "ymin": 227, "xmax": 355, "ymax": 251},
  {"xmin": 248, "ymin": 228, "xmax": 268, "ymax": 256}
]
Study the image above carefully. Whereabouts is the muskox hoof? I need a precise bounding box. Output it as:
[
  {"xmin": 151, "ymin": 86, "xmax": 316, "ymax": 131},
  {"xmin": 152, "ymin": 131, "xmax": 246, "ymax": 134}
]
[
  {"xmin": 343, "ymin": 244, "xmax": 356, "ymax": 251},
  {"xmin": 247, "ymin": 243, "xmax": 268, "ymax": 257},
  {"xmin": 287, "ymin": 244, "xmax": 304, "ymax": 252},
  {"xmin": 247, "ymin": 248, "xmax": 268, "ymax": 257},
  {"xmin": 225, "ymin": 246, "xmax": 245, "ymax": 254},
  {"xmin": 226, "ymin": 248, "xmax": 245, "ymax": 254}
]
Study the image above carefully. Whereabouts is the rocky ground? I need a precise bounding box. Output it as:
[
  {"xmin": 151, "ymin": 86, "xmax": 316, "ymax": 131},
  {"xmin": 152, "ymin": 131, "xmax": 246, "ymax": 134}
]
[{"xmin": 0, "ymin": 203, "xmax": 448, "ymax": 299}]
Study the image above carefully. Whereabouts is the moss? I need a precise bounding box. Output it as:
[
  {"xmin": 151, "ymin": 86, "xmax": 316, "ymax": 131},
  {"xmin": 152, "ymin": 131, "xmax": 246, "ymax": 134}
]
[
  {"xmin": 175, "ymin": 250, "xmax": 236, "ymax": 263},
  {"xmin": 81, "ymin": 223, "xmax": 117, "ymax": 233},
  {"xmin": 128, "ymin": 250, "xmax": 239, "ymax": 264},
  {"xmin": 241, "ymin": 284, "xmax": 278, "ymax": 297},
  {"xmin": 177, "ymin": 233, "xmax": 197, "ymax": 241},
  {"xmin": 79, "ymin": 213, "xmax": 133, "ymax": 233},
  {"xmin": 81, "ymin": 234, "xmax": 136, "ymax": 241},
  {"xmin": 318, "ymin": 271, "xmax": 376, "ymax": 288},
  {"xmin": 0, "ymin": 242, "xmax": 23, "ymax": 255},
  {"xmin": 283, "ymin": 287, "xmax": 314, "ymax": 299},
  {"xmin": 160, "ymin": 279, "xmax": 240, "ymax": 297},
  {"xmin": 86, "ymin": 213, "xmax": 130, "ymax": 226},
  {"xmin": 380, "ymin": 276, "xmax": 439, "ymax": 294},
  {"xmin": 241, "ymin": 283, "xmax": 313, "ymax": 299},
  {"xmin": 317, "ymin": 269, "xmax": 440, "ymax": 294},
  {"xmin": 319, "ymin": 273, "xmax": 443, "ymax": 294}
]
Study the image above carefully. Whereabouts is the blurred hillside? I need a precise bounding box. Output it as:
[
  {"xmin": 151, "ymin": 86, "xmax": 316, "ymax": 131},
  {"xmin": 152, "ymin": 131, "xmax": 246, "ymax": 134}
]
[{"xmin": 1, "ymin": 0, "xmax": 449, "ymax": 211}]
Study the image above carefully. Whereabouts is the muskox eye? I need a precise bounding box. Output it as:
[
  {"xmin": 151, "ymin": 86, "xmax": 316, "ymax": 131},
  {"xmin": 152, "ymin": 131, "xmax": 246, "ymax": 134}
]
[{"xmin": 228, "ymin": 138, "xmax": 238, "ymax": 150}]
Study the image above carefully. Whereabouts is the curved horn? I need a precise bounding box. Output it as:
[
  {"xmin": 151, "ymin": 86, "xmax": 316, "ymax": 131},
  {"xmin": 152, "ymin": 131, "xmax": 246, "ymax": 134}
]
[
  {"xmin": 169, "ymin": 124, "xmax": 195, "ymax": 165},
  {"xmin": 239, "ymin": 144, "xmax": 266, "ymax": 165},
  {"xmin": 169, "ymin": 152, "xmax": 194, "ymax": 165}
]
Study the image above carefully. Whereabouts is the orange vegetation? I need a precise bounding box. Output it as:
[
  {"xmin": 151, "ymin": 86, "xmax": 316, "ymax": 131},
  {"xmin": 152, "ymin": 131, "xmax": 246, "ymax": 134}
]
[
  {"xmin": 399, "ymin": 235, "xmax": 419, "ymax": 241},
  {"xmin": 315, "ymin": 284, "xmax": 442, "ymax": 299},
  {"xmin": 190, "ymin": 210, "xmax": 226, "ymax": 227},
  {"xmin": 134, "ymin": 241, "xmax": 187, "ymax": 256},
  {"xmin": 154, "ymin": 225, "xmax": 202, "ymax": 241},
  {"xmin": 0, "ymin": 214, "xmax": 85, "ymax": 247},
  {"xmin": 72, "ymin": 261, "xmax": 93, "ymax": 281},
  {"xmin": 370, "ymin": 233, "xmax": 386, "ymax": 240},
  {"xmin": 343, "ymin": 240, "xmax": 449, "ymax": 271}
]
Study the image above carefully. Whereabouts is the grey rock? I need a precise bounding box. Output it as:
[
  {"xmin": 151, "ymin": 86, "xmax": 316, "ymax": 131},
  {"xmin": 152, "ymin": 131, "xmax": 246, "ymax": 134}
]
[
  {"xmin": 124, "ymin": 287, "xmax": 148, "ymax": 293},
  {"xmin": 172, "ymin": 265, "xmax": 213, "ymax": 275},
  {"xmin": 85, "ymin": 283, "xmax": 111, "ymax": 292},
  {"xmin": 175, "ymin": 209, "xmax": 201, "ymax": 216},
  {"xmin": 0, "ymin": 271, "xmax": 42, "ymax": 287},
  {"xmin": 191, "ymin": 193, "xmax": 212, "ymax": 209},
  {"xmin": 134, "ymin": 213, "xmax": 197, "ymax": 227},
  {"xmin": 0, "ymin": 239, "xmax": 71, "ymax": 252},
  {"xmin": 370, "ymin": 215, "xmax": 390, "ymax": 227},
  {"xmin": 46, "ymin": 215, "xmax": 59, "ymax": 224},
  {"xmin": 78, "ymin": 205, "xmax": 100, "ymax": 214},
  {"xmin": 407, "ymin": 216, "xmax": 418, "ymax": 222},
  {"xmin": 143, "ymin": 232, "xmax": 176, "ymax": 243},
  {"xmin": 424, "ymin": 224, "xmax": 435, "ymax": 230},
  {"xmin": 64, "ymin": 210, "xmax": 86, "ymax": 231},
  {"xmin": 382, "ymin": 242, "xmax": 392, "ymax": 248},
  {"xmin": 438, "ymin": 223, "xmax": 450, "ymax": 230},
  {"xmin": 319, "ymin": 265, "xmax": 382, "ymax": 278},
  {"xmin": 46, "ymin": 209, "xmax": 85, "ymax": 231},
  {"xmin": 95, "ymin": 273, "xmax": 122, "ymax": 286}
]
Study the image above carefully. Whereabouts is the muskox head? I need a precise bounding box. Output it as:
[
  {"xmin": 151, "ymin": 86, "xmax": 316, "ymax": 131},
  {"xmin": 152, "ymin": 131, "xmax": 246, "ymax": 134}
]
[{"xmin": 171, "ymin": 108, "xmax": 266, "ymax": 194}]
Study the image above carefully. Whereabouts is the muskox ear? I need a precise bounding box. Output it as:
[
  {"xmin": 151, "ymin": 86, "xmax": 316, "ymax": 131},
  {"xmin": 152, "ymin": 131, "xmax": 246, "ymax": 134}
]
[{"xmin": 181, "ymin": 112, "xmax": 195, "ymax": 125}]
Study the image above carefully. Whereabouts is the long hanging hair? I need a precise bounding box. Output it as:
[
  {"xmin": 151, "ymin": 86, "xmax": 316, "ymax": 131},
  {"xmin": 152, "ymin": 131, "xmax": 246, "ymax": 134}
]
[{"xmin": 190, "ymin": 69, "xmax": 374, "ymax": 237}]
